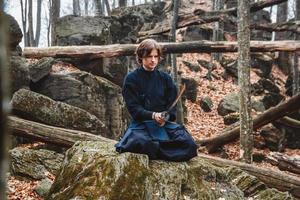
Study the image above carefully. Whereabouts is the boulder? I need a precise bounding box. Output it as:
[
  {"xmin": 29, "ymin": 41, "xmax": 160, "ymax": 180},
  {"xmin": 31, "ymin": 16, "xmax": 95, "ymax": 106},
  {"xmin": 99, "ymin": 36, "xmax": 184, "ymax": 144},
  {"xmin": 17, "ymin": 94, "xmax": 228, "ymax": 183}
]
[
  {"xmin": 47, "ymin": 140, "xmax": 294, "ymax": 199},
  {"xmin": 181, "ymin": 77, "xmax": 198, "ymax": 103},
  {"xmin": 181, "ymin": 25, "xmax": 212, "ymax": 42},
  {"xmin": 200, "ymin": 96, "xmax": 213, "ymax": 112},
  {"xmin": 34, "ymin": 178, "xmax": 53, "ymax": 198},
  {"xmin": 31, "ymin": 71, "xmax": 128, "ymax": 139},
  {"xmin": 250, "ymin": 53, "xmax": 274, "ymax": 78},
  {"xmin": 11, "ymin": 89, "xmax": 109, "ymax": 137},
  {"xmin": 10, "ymin": 56, "xmax": 30, "ymax": 94},
  {"xmin": 54, "ymin": 15, "xmax": 129, "ymax": 86},
  {"xmin": 9, "ymin": 147, "xmax": 64, "ymax": 180},
  {"xmin": 5, "ymin": 13, "xmax": 23, "ymax": 52},
  {"xmin": 29, "ymin": 57, "xmax": 55, "ymax": 83},
  {"xmin": 217, "ymin": 92, "xmax": 239, "ymax": 116}
]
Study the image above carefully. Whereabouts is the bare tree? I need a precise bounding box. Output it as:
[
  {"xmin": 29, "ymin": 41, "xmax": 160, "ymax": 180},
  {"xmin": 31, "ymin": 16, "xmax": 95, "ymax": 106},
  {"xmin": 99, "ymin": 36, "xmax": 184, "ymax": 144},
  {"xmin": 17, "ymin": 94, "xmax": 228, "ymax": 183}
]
[
  {"xmin": 20, "ymin": 0, "xmax": 28, "ymax": 46},
  {"xmin": 94, "ymin": 0, "xmax": 103, "ymax": 16},
  {"xmin": 35, "ymin": 0, "xmax": 42, "ymax": 46},
  {"xmin": 0, "ymin": 2, "xmax": 10, "ymax": 198},
  {"xmin": 26, "ymin": 0, "xmax": 43, "ymax": 46},
  {"xmin": 238, "ymin": 0, "xmax": 253, "ymax": 163},
  {"xmin": 84, "ymin": 0, "xmax": 89, "ymax": 16},
  {"xmin": 50, "ymin": 0, "xmax": 60, "ymax": 46},
  {"xmin": 119, "ymin": 0, "xmax": 127, "ymax": 7},
  {"xmin": 292, "ymin": 0, "xmax": 300, "ymax": 95},
  {"xmin": 73, "ymin": 0, "xmax": 81, "ymax": 16},
  {"xmin": 103, "ymin": 0, "xmax": 111, "ymax": 16},
  {"xmin": 170, "ymin": 0, "xmax": 184, "ymax": 124}
]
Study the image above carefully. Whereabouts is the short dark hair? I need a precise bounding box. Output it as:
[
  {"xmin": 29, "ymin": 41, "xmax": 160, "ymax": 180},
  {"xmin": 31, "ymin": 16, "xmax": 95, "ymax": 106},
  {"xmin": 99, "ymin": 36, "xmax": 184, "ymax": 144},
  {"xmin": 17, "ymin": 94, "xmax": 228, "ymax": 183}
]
[{"xmin": 135, "ymin": 39, "xmax": 162, "ymax": 65}]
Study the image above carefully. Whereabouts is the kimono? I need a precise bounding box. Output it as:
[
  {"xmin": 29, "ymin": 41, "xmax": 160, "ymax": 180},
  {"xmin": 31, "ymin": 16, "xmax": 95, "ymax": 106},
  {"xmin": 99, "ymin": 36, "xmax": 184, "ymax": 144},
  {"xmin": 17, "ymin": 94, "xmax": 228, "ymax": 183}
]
[{"xmin": 115, "ymin": 67, "xmax": 197, "ymax": 162}]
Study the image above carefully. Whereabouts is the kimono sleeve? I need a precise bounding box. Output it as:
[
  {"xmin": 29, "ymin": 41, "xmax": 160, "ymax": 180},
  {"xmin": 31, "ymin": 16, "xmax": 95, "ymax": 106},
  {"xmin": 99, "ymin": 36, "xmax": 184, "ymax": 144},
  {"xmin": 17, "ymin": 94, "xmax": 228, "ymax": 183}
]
[{"xmin": 122, "ymin": 74, "xmax": 153, "ymax": 121}]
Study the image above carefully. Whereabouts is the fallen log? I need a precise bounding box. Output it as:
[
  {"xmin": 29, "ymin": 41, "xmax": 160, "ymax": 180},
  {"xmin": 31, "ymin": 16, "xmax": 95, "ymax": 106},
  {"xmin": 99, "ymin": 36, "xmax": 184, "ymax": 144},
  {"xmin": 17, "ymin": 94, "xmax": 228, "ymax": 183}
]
[
  {"xmin": 139, "ymin": 0, "xmax": 287, "ymax": 37},
  {"xmin": 198, "ymin": 154, "xmax": 300, "ymax": 198},
  {"xmin": 266, "ymin": 152, "xmax": 300, "ymax": 175},
  {"xmin": 23, "ymin": 40, "xmax": 300, "ymax": 59},
  {"xmin": 8, "ymin": 116, "xmax": 115, "ymax": 148},
  {"xmin": 198, "ymin": 93, "xmax": 300, "ymax": 153},
  {"xmin": 251, "ymin": 20, "xmax": 300, "ymax": 34}
]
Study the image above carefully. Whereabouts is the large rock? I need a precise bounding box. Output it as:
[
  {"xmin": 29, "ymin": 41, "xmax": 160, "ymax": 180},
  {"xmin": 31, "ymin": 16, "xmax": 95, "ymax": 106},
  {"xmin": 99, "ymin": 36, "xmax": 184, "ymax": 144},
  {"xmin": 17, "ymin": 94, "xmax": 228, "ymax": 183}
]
[
  {"xmin": 11, "ymin": 89, "xmax": 109, "ymax": 136},
  {"xmin": 32, "ymin": 71, "xmax": 128, "ymax": 139},
  {"xmin": 10, "ymin": 56, "xmax": 30, "ymax": 94},
  {"xmin": 9, "ymin": 147, "xmax": 64, "ymax": 180},
  {"xmin": 29, "ymin": 57, "xmax": 55, "ymax": 83},
  {"xmin": 47, "ymin": 140, "xmax": 294, "ymax": 200},
  {"xmin": 55, "ymin": 15, "xmax": 129, "ymax": 86},
  {"xmin": 181, "ymin": 25, "xmax": 212, "ymax": 42},
  {"xmin": 5, "ymin": 13, "xmax": 23, "ymax": 52}
]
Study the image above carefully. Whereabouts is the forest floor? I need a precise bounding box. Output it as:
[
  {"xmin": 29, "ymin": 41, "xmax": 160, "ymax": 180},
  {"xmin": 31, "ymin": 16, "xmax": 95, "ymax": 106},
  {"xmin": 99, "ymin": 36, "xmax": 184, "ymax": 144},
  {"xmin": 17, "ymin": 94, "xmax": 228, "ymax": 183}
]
[{"xmin": 6, "ymin": 52, "xmax": 300, "ymax": 200}]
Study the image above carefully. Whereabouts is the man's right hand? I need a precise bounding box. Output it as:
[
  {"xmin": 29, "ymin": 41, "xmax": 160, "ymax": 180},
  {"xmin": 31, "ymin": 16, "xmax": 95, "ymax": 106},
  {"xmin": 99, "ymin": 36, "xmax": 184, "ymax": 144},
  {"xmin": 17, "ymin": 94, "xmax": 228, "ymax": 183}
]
[{"xmin": 152, "ymin": 112, "xmax": 166, "ymax": 126}]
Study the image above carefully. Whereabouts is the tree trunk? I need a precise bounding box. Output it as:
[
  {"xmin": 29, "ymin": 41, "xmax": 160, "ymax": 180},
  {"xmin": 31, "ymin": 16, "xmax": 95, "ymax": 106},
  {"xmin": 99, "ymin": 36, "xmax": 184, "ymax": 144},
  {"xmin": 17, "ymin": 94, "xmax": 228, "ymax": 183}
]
[
  {"xmin": 198, "ymin": 93, "xmax": 300, "ymax": 153},
  {"xmin": 73, "ymin": 0, "xmax": 81, "ymax": 16},
  {"xmin": 198, "ymin": 154, "xmax": 300, "ymax": 198},
  {"xmin": 103, "ymin": 0, "xmax": 111, "ymax": 16},
  {"xmin": 212, "ymin": 0, "xmax": 224, "ymax": 61},
  {"xmin": 0, "ymin": 4, "xmax": 10, "ymax": 198},
  {"xmin": 20, "ymin": 0, "xmax": 28, "ymax": 47},
  {"xmin": 292, "ymin": 0, "xmax": 300, "ymax": 95},
  {"xmin": 34, "ymin": 0, "xmax": 42, "ymax": 47},
  {"xmin": 170, "ymin": 0, "xmax": 184, "ymax": 125},
  {"xmin": 50, "ymin": 0, "xmax": 60, "ymax": 46},
  {"xmin": 119, "ymin": 0, "xmax": 126, "ymax": 7},
  {"xmin": 27, "ymin": 0, "xmax": 34, "ymax": 46},
  {"xmin": 276, "ymin": 0, "xmax": 289, "ymax": 74},
  {"xmin": 238, "ymin": 0, "xmax": 253, "ymax": 163},
  {"xmin": 266, "ymin": 152, "xmax": 300, "ymax": 175},
  {"xmin": 23, "ymin": 41, "xmax": 300, "ymax": 59},
  {"xmin": 94, "ymin": 0, "xmax": 103, "ymax": 16},
  {"xmin": 84, "ymin": 0, "xmax": 89, "ymax": 15},
  {"xmin": 8, "ymin": 116, "xmax": 114, "ymax": 148}
]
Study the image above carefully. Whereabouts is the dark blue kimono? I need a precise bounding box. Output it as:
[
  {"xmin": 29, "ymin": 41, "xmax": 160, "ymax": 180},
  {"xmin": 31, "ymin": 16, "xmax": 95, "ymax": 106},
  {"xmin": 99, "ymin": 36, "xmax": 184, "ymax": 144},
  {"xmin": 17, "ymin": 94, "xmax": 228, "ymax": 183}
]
[{"xmin": 115, "ymin": 67, "xmax": 197, "ymax": 161}]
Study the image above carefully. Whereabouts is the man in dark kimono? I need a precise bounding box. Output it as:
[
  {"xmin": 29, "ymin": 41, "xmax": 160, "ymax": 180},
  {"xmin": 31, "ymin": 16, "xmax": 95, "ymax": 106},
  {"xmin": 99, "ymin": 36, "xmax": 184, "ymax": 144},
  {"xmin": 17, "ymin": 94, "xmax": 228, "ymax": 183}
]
[{"xmin": 115, "ymin": 39, "xmax": 197, "ymax": 161}]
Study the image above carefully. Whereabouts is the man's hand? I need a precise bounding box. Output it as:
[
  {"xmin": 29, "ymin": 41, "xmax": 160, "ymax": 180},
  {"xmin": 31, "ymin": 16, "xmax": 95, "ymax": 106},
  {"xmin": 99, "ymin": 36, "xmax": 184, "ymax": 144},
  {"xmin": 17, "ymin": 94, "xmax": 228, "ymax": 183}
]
[{"xmin": 152, "ymin": 112, "xmax": 166, "ymax": 126}]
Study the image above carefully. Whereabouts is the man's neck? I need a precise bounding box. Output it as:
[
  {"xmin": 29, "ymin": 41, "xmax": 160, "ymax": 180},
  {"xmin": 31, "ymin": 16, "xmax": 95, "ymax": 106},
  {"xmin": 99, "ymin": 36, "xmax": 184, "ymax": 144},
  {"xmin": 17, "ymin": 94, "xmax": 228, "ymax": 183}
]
[{"xmin": 142, "ymin": 65, "xmax": 155, "ymax": 71}]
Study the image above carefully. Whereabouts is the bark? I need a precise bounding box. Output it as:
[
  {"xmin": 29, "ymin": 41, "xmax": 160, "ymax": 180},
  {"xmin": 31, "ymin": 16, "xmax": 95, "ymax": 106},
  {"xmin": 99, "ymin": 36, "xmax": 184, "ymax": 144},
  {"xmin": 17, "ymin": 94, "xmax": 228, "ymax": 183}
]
[
  {"xmin": 198, "ymin": 93, "xmax": 300, "ymax": 153},
  {"xmin": 266, "ymin": 152, "xmax": 300, "ymax": 175},
  {"xmin": 73, "ymin": 0, "xmax": 81, "ymax": 16},
  {"xmin": 198, "ymin": 154, "xmax": 300, "ymax": 198},
  {"xmin": 238, "ymin": 0, "xmax": 253, "ymax": 163},
  {"xmin": 20, "ymin": 0, "xmax": 28, "ymax": 46},
  {"xmin": 275, "ymin": 1, "xmax": 287, "ymax": 40},
  {"xmin": 170, "ymin": 0, "xmax": 184, "ymax": 125},
  {"xmin": 27, "ymin": 0, "xmax": 34, "ymax": 46},
  {"xmin": 50, "ymin": 0, "xmax": 60, "ymax": 46},
  {"xmin": 119, "ymin": 0, "xmax": 126, "ymax": 7},
  {"xmin": 34, "ymin": 0, "xmax": 42, "ymax": 46},
  {"xmin": 139, "ymin": 0, "xmax": 288, "ymax": 37},
  {"xmin": 23, "ymin": 41, "xmax": 300, "ymax": 59},
  {"xmin": 0, "ymin": 5, "xmax": 10, "ymax": 198},
  {"xmin": 84, "ymin": 0, "xmax": 89, "ymax": 15},
  {"xmin": 8, "ymin": 116, "xmax": 114, "ymax": 148},
  {"xmin": 94, "ymin": 0, "xmax": 103, "ymax": 16},
  {"xmin": 103, "ymin": 0, "xmax": 111, "ymax": 16}
]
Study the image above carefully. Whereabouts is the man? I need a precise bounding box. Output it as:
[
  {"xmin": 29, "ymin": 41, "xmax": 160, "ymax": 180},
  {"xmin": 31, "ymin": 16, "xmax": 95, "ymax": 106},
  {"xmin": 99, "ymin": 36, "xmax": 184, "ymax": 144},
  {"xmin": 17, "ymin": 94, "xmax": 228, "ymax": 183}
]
[{"xmin": 115, "ymin": 39, "xmax": 197, "ymax": 161}]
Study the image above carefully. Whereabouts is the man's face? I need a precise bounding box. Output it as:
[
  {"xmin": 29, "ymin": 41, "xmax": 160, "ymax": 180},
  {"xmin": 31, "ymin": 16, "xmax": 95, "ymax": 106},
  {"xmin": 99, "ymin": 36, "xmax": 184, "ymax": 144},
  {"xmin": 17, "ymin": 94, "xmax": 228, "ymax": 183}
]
[{"xmin": 142, "ymin": 49, "xmax": 159, "ymax": 71}]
